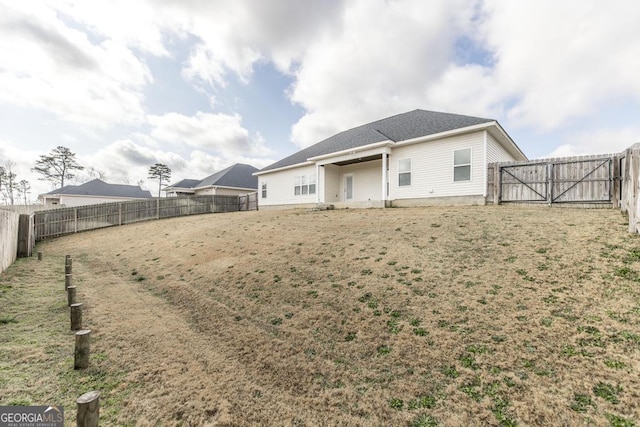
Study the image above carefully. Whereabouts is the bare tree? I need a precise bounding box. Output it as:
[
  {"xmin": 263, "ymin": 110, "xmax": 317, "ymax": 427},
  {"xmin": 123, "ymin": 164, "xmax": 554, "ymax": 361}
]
[
  {"xmin": 32, "ymin": 146, "xmax": 84, "ymax": 188},
  {"xmin": 148, "ymin": 163, "xmax": 171, "ymax": 197},
  {"xmin": 0, "ymin": 166, "xmax": 5, "ymax": 204},
  {"xmin": 17, "ymin": 180, "xmax": 31, "ymax": 205},
  {"xmin": 86, "ymin": 166, "xmax": 107, "ymax": 180},
  {"xmin": 2, "ymin": 161, "xmax": 17, "ymax": 205}
]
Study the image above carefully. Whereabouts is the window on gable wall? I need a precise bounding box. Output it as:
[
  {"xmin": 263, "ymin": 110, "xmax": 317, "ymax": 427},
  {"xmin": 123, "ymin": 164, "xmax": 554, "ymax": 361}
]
[
  {"xmin": 294, "ymin": 174, "xmax": 316, "ymax": 195},
  {"xmin": 261, "ymin": 182, "xmax": 267, "ymax": 198},
  {"xmin": 454, "ymin": 148, "xmax": 471, "ymax": 181},
  {"xmin": 398, "ymin": 158, "xmax": 411, "ymax": 186}
]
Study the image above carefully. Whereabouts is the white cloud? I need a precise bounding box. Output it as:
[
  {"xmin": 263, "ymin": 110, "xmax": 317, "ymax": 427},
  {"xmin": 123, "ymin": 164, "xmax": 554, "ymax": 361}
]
[
  {"xmin": 0, "ymin": 2, "xmax": 151, "ymax": 129},
  {"xmin": 288, "ymin": 0, "xmax": 478, "ymax": 147},
  {"xmin": 478, "ymin": 0, "xmax": 640, "ymax": 130},
  {"xmin": 147, "ymin": 111, "xmax": 271, "ymax": 156},
  {"xmin": 547, "ymin": 126, "xmax": 640, "ymax": 158}
]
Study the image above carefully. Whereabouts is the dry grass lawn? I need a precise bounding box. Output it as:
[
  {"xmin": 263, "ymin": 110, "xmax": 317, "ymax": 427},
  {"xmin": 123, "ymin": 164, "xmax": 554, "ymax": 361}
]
[{"xmin": 1, "ymin": 206, "xmax": 639, "ymax": 426}]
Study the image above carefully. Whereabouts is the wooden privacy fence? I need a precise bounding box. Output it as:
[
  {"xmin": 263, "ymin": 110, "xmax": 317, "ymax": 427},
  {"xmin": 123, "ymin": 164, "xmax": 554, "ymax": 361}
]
[
  {"xmin": 34, "ymin": 193, "xmax": 258, "ymax": 241},
  {"xmin": 487, "ymin": 154, "xmax": 619, "ymax": 207}
]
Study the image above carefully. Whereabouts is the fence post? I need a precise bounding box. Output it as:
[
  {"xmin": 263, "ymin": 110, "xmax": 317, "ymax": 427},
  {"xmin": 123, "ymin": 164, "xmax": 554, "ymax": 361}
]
[
  {"xmin": 67, "ymin": 286, "xmax": 77, "ymax": 306},
  {"xmin": 65, "ymin": 274, "xmax": 73, "ymax": 291},
  {"xmin": 156, "ymin": 198, "xmax": 160, "ymax": 220},
  {"xmin": 74, "ymin": 208, "xmax": 78, "ymax": 233},
  {"xmin": 76, "ymin": 390, "xmax": 100, "ymax": 427},
  {"xmin": 118, "ymin": 202, "xmax": 122, "ymax": 226},
  {"xmin": 493, "ymin": 164, "xmax": 501, "ymax": 204},
  {"xmin": 547, "ymin": 162, "xmax": 554, "ymax": 204},
  {"xmin": 70, "ymin": 303, "xmax": 83, "ymax": 330},
  {"xmin": 37, "ymin": 252, "xmax": 42, "ymax": 261},
  {"xmin": 74, "ymin": 329, "xmax": 91, "ymax": 369}
]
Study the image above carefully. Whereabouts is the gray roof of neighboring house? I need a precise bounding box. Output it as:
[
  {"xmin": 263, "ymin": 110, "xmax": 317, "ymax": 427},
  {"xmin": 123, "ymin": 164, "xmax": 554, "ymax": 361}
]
[
  {"xmin": 43, "ymin": 179, "xmax": 152, "ymax": 198},
  {"xmin": 259, "ymin": 109, "xmax": 495, "ymax": 172},
  {"xmin": 167, "ymin": 179, "xmax": 201, "ymax": 190},
  {"xmin": 167, "ymin": 164, "xmax": 259, "ymax": 190}
]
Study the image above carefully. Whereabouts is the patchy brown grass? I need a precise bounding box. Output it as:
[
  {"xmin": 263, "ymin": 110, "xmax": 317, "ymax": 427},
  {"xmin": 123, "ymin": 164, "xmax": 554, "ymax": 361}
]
[{"xmin": 1, "ymin": 206, "xmax": 639, "ymax": 426}]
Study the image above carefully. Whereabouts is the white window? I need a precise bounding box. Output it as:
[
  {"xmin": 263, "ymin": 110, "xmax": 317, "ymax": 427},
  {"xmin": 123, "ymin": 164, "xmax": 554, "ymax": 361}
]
[
  {"xmin": 309, "ymin": 174, "xmax": 316, "ymax": 195},
  {"xmin": 454, "ymin": 148, "xmax": 471, "ymax": 182},
  {"xmin": 261, "ymin": 182, "xmax": 267, "ymax": 198},
  {"xmin": 294, "ymin": 176, "xmax": 301, "ymax": 195},
  {"xmin": 398, "ymin": 158, "xmax": 411, "ymax": 186},
  {"xmin": 294, "ymin": 175, "xmax": 316, "ymax": 195}
]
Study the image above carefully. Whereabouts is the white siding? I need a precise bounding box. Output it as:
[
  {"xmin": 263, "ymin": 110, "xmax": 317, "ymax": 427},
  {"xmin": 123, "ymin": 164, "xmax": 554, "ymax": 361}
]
[
  {"xmin": 390, "ymin": 132, "xmax": 486, "ymax": 200},
  {"xmin": 324, "ymin": 165, "xmax": 341, "ymax": 203},
  {"xmin": 486, "ymin": 133, "xmax": 516, "ymax": 163},
  {"xmin": 338, "ymin": 160, "xmax": 381, "ymax": 202},
  {"xmin": 258, "ymin": 165, "xmax": 317, "ymax": 206}
]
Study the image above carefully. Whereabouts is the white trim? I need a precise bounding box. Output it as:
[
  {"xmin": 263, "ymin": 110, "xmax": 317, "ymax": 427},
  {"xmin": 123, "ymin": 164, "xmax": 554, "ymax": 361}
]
[
  {"xmin": 483, "ymin": 130, "xmax": 488, "ymax": 197},
  {"xmin": 308, "ymin": 141, "xmax": 391, "ymax": 162},
  {"xmin": 398, "ymin": 158, "xmax": 412, "ymax": 187},
  {"xmin": 254, "ymin": 161, "xmax": 315, "ymax": 176},
  {"xmin": 381, "ymin": 153, "xmax": 388, "ymax": 201},
  {"xmin": 453, "ymin": 147, "xmax": 472, "ymax": 182}
]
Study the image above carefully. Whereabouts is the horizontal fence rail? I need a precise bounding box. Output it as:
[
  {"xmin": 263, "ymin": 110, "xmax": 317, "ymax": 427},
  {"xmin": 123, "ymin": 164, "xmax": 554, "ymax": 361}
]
[
  {"xmin": 488, "ymin": 154, "xmax": 618, "ymax": 207},
  {"xmin": 33, "ymin": 193, "xmax": 257, "ymax": 241}
]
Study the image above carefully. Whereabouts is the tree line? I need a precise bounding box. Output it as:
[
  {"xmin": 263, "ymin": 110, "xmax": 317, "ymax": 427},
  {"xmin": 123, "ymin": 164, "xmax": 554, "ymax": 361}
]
[{"xmin": 0, "ymin": 146, "xmax": 172, "ymax": 205}]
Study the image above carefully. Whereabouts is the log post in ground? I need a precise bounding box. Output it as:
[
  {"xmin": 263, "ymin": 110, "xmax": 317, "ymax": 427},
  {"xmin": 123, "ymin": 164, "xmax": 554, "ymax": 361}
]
[
  {"xmin": 65, "ymin": 262, "xmax": 73, "ymax": 275},
  {"xmin": 67, "ymin": 286, "xmax": 77, "ymax": 306},
  {"xmin": 37, "ymin": 251, "xmax": 42, "ymax": 261},
  {"xmin": 70, "ymin": 303, "xmax": 83, "ymax": 331},
  {"xmin": 65, "ymin": 274, "xmax": 73, "ymax": 291},
  {"xmin": 76, "ymin": 390, "xmax": 100, "ymax": 427},
  {"xmin": 74, "ymin": 329, "xmax": 91, "ymax": 370}
]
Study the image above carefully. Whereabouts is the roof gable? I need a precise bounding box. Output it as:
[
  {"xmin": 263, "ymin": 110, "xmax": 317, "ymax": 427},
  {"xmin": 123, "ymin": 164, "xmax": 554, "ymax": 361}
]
[
  {"xmin": 44, "ymin": 179, "xmax": 152, "ymax": 198},
  {"xmin": 166, "ymin": 164, "xmax": 259, "ymax": 191},
  {"xmin": 259, "ymin": 109, "xmax": 495, "ymax": 172}
]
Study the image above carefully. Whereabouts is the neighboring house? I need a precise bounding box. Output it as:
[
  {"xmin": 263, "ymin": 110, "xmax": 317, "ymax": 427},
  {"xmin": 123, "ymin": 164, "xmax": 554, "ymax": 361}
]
[
  {"xmin": 39, "ymin": 179, "xmax": 152, "ymax": 207},
  {"xmin": 164, "ymin": 163, "xmax": 258, "ymax": 197},
  {"xmin": 255, "ymin": 109, "xmax": 527, "ymax": 209}
]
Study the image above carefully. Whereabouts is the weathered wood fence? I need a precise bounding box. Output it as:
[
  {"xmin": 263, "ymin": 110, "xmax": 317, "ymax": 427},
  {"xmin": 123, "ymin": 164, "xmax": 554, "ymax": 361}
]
[
  {"xmin": 0, "ymin": 210, "xmax": 20, "ymax": 273},
  {"xmin": 487, "ymin": 144, "xmax": 640, "ymax": 233},
  {"xmin": 487, "ymin": 154, "xmax": 619, "ymax": 207},
  {"xmin": 34, "ymin": 193, "xmax": 258, "ymax": 241}
]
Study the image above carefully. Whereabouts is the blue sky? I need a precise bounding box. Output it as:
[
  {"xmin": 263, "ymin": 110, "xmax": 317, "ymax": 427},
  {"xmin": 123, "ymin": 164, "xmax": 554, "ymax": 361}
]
[{"xmin": 0, "ymin": 0, "xmax": 639, "ymax": 201}]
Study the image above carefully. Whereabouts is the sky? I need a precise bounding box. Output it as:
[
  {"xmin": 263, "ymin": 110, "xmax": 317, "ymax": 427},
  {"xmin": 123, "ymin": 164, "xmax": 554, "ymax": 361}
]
[{"xmin": 1, "ymin": 0, "xmax": 639, "ymax": 202}]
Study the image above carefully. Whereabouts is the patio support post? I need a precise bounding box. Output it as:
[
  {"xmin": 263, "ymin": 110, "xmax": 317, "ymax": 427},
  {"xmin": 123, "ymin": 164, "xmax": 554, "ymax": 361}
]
[{"xmin": 381, "ymin": 153, "xmax": 388, "ymax": 201}]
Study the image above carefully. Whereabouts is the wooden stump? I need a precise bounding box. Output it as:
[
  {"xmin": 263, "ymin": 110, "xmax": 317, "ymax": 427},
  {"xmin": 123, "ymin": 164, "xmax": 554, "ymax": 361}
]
[
  {"xmin": 65, "ymin": 254, "xmax": 71, "ymax": 264},
  {"xmin": 67, "ymin": 286, "xmax": 77, "ymax": 306},
  {"xmin": 70, "ymin": 303, "xmax": 83, "ymax": 331},
  {"xmin": 74, "ymin": 329, "xmax": 91, "ymax": 370},
  {"xmin": 76, "ymin": 390, "xmax": 100, "ymax": 427},
  {"xmin": 65, "ymin": 274, "xmax": 73, "ymax": 291},
  {"xmin": 65, "ymin": 263, "xmax": 73, "ymax": 275},
  {"xmin": 37, "ymin": 251, "xmax": 42, "ymax": 261}
]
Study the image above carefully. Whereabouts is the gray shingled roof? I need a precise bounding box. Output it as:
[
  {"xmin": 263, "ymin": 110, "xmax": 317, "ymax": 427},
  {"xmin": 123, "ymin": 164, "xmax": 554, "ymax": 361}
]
[
  {"xmin": 259, "ymin": 109, "xmax": 494, "ymax": 172},
  {"xmin": 167, "ymin": 179, "xmax": 201, "ymax": 189},
  {"xmin": 167, "ymin": 164, "xmax": 258, "ymax": 190},
  {"xmin": 45, "ymin": 179, "xmax": 152, "ymax": 198}
]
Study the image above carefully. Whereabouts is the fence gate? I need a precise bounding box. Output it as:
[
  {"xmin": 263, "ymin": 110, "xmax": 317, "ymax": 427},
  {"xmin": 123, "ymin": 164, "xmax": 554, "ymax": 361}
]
[
  {"xmin": 549, "ymin": 158, "xmax": 611, "ymax": 203},
  {"xmin": 500, "ymin": 162, "xmax": 549, "ymax": 202},
  {"xmin": 494, "ymin": 156, "xmax": 614, "ymax": 205}
]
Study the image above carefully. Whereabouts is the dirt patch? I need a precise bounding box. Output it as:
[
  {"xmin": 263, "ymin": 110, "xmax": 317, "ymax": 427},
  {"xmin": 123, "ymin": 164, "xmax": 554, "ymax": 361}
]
[{"xmin": 2, "ymin": 206, "xmax": 639, "ymax": 426}]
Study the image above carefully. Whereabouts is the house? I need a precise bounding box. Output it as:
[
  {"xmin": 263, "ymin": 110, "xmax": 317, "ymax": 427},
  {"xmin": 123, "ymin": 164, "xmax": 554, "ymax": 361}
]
[
  {"xmin": 39, "ymin": 179, "xmax": 152, "ymax": 207},
  {"xmin": 254, "ymin": 109, "xmax": 527, "ymax": 209},
  {"xmin": 164, "ymin": 163, "xmax": 258, "ymax": 197}
]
